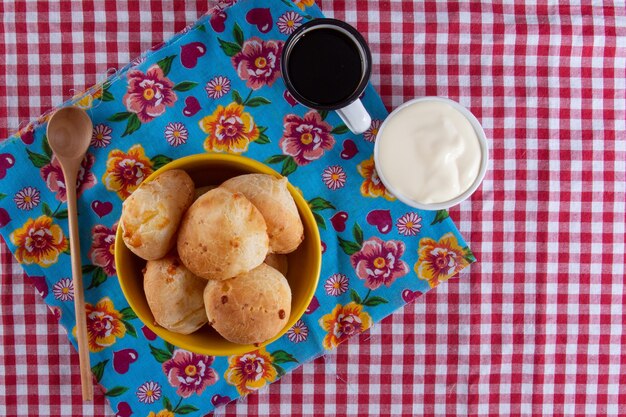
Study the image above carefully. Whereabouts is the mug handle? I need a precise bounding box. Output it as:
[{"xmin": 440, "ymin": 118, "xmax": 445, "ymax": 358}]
[{"xmin": 336, "ymin": 99, "xmax": 372, "ymax": 134}]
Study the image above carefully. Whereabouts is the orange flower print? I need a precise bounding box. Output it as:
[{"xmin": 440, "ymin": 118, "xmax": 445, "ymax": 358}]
[
  {"xmin": 293, "ymin": 0, "xmax": 314, "ymax": 10},
  {"xmin": 102, "ymin": 144, "xmax": 153, "ymax": 199},
  {"xmin": 414, "ymin": 233, "xmax": 470, "ymax": 288},
  {"xmin": 357, "ymin": 156, "xmax": 395, "ymax": 200},
  {"xmin": 199, "ymin": 102, "xmax": 259, "ymax": 154},
  {"xmin": 147, "ymin": 410, "xmax": 174, "ymax": 417},
  {"xmin": 225, "ymin": 348, "xmax": 277, "ymax": 396},
  {"xmin": 76, "ymin": 297, "xmax": 126, "ymax": 352},
  {"xmin": 319, "ymin": 302, "xmax": 372, "ymax": 350},
  {"xmin": 10, "ymin": 215, "xmax": 68, "ymax": 267}
]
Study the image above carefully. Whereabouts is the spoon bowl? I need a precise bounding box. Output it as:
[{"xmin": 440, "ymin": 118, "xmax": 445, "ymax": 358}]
[{"xmin": 47, "ymin": 107, "xmax": 93, "ymax": 160}]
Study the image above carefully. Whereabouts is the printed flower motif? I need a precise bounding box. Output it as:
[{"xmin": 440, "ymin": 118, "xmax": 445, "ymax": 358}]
[
  {"xmin": 324, "ymin": 273, "xmax": 349, "ymax": 296},
  {"xmin": 52, "ymin": 278, "xmax": 74, "ymax": 301},
  {"xmin": 279, "ymin": 111, "xmax": 335, "ymax": 165},
  {"xmin": 415, "ymin": 233, "xmax": 469, "ymax": 288},
  {"xmin": 357, "ymin": 155, "xmax": 395, "ymax": 200},
  {"xmin": 232, "ymin": 37, "xmax": 283, "ymax": 90},
  {"xmin": 91, "ymin": 124, "xmax": 113, "ymax": 148},
  {"xmin": 136, "ymin": 381, "xmax": 161, "ymax": 404},
  {"xmin": 10, "ymin": 216, "xmax": 68, "ymax": 267},
  {"xmin": 14, "ymin": 187, "xmax": 40, "ymax": 210},
  {"xmin": 287, "ymin": 319, "xmax": 308, "ymax": 343},
  {"xmin": 396, "ymin": 212, "xmax": 422, "ymax": 236},
  {"xmin": 350, "ymin": 237, "xmax": 409, "ymax": 290},
  {"xmin": 199, "ymin": 102, "xmax": 259, "ymax": 153},
  {"xmin": 277, "ymin": 11, "xmax": 303, "ymax": 35},
  {"xmin": 147, "ymin": 411, "xmax": 174, "ymax": 417},
  {"xmin": 322, "ymin": 165, "xmax": 347, "ymax": 190},
  {"xmin": 205, "ymin": 76, "xmax": 231, "ymax": 99},
  {"xmin": 225, "ymin": 348, "xmax": 277, "ymax": 396},
  {"xmin": 293, "ymin": 0, "xmax": 315, "ymax": 10},
  {"xmin": 123, "ymin": 65, "xmax": 177, "ymax": 123},
  {"xmin": 83, "ymin": 297, "xmax": 126, "ymax": 352},
  {"xmin": 163, "ymin": 350, "xmax": 218, "ymax": 398},
  {"xmin": 319, "ymin": 302, "xmax": 372, "ymax": 350},
  {"xmin": 363, "ymin": 119, "xmax": 382, "ymax": 143},
  {"xmin": 164, "ymin": 122, "xmax": 189, "ymax": 147},
  {"xmin": 41, "ymin": 154, "xmax": 97, "ymax": 202},
  {"xmin": 102, "ymin": 145, "xmax": 154, "ymax": 199},
  {"xmin": 88, "ymin": 223, "xmax": 117, "ymax": 276}
]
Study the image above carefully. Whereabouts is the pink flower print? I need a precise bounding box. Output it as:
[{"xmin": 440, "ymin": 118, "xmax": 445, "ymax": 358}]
[
  {"xmin": 40, "ymin": 153, "xmax": 96, "ymax": 202},
  {"xmin": 363, "ymin": 119, "xmax": 382, "ymax": 143},
  {"xmin": 287, "ymin": 319, "xmax": 308, "ymax": 343},
  {"xmin": 279, "ymin": 110, "xmax": 335, "ymax": 165},
  {"xmin": 164, "ymin": 122, "xmax": 189, "ymax": 147},
  {"xmin": 136, "ymin": 381, "xmax": 161, "ymax": 404},
  {"xmin": 163, "ymin": 350, "xmax": 218, "ymax": 398},
  {"xmin": 396, "ymin": 212, "xmax": 422, "ymax": 236},
  {"xmin": 52, "ymin": 278, "xmax": 74, "ymax": 301},
  {"xmin": 91, "ymin": 124, "xmax": 113, "ymax": 148},
  {"xmin": 350, "ymin": 237, "xmax": 409, "ymax": 290},
  {"xmin": 88, "ymin": 223, "xmax": 117, "ymax": 276},
  {"xmin": 205, "ymin": 76, "xmax": 231, "ymax": 99},
  {"xmin": 322, "ymin": 165, "xmax": 347, "ymax": 190},
  {"xmin": 14, "ymin": 187, "xmax": 40, "ymax": 210},
  {"xmin": 324, "ymin": 273, "xmax": 349, "ymax": 296},
  {"xmin": 232, "ymin": 37, "xmax": 283, "ymax": 90},
  {"xmin": 277, "ymin": 11, "xmax": 303, "ymax": 35},
  {"xmin": 123, "ymin": 65, "xmax": 177, "ymax": 123}
]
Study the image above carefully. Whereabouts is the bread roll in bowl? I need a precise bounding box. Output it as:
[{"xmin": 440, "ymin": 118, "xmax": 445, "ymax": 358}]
[
  {"xmin": 121, "ymin": 169, "xmax": 194, "ymax": 260},
  {"xmin": 144, "ymin": 255, "xmax": 208, "ymax": 334},
  {"xmin": 220, "ymin": 174, "xmax": 304, "ymax": 254},
  {"xmin": 204, "ymin": 263, "xmax": 292, "ymax": 344},
  {"xmin": 177, "ymin": 187, "xmax": 269, "ymax": 280}
]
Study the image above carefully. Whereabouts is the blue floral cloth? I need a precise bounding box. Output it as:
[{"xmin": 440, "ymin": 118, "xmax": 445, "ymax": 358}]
[{"xmin": 0, "ymin": 0, "xmax": 474, "ymax": 415}]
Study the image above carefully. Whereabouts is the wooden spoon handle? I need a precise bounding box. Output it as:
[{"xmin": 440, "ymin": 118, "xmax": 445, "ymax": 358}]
[{"xmin": 64, "ymin": 166, "xmax": 94, "ymax": 401}]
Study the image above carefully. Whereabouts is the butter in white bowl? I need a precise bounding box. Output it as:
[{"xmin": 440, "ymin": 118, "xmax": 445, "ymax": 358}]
[{"xmin": 374, "ymin": 97, "xmax": 488, "ymax": 210}]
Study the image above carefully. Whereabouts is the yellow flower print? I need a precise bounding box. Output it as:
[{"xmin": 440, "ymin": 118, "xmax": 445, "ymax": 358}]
[
  {"xmin": 199, "ymin": 102, "xmax": 259, "ymax": 154},
  {"xmin": 147, "ymin": 411, "xmax": 174, "ymax": 417},
  {"xmin": 225, "ymin": 348, "xmax": 277, "ymax": 396},
  {"xmin": 414, "ymin": 232, "xmax": 470, "ymax": 288},
  {"xmin": 293, "ymin": 0, "xmax": 315, "ymax": 10},
  {"xmin": 357, "ymin": 155, "xmax": 395, "ymax": 200},
  {"xmin": 10, "ymin": 215, "xmax": 68, "ymax": 267},
  {"xmin": 102, "ymin": 144, "xmax": 154, "ymax": 199},
  {"xmin": 319, "ymin": 302, "xmax": 372, "ymax": 350},
  {"xmin": 73, "ymin": 297, "xmax": 126, "ymax": 352}
]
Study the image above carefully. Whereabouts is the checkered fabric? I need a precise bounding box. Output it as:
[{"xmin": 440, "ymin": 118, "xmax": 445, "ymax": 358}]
[{"xmin": 1, "ymin": 1, "xmax": 625, "ymax": 416}]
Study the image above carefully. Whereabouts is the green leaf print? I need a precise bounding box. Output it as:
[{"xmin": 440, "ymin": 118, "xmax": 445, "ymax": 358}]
[
  {"xmin": 120, "ymin": 307, "xmax": 138, "ymax": 321},
  {"xmin": 318, "ymin": 110, "xmax": 329, "ymax": 120},
  {"xmin": 0, "ymin": 193, "xmax": 6, "ymax": 200},
  {"xmin": 149, "ymin": 344, "xmax": 172, "ymax": 363},
  {"xmin": 165, "ymin": 342, "xmax": 176, "ymax": 354},
  {"xmin": 273, "ymin": 363, "xmax": 286, "ymax": 378},
  {"xmin": 91, "ymin": 359, "xmax": 109, "ymax": 383},
  {"xmin": 463, "ymin": 246, "xmax": 476, "ymax": 263},
  {"xmin": 218, "ymin": 38, "xmax": 242, "ymax": 57},
  {"xmin": 101, "ymin": 89, "xmax": 115, "ymax": 102},
  {"xmin": 265, "ymin": 154, "xmax": 288, "ymax": 164},
  {"xmin": 151, "ymin": 154, "xmax": 174, "ymax": 170},
  {"xmin": 172, "ymin": 81, "xmax": 198, "ymax": 92},
  {"xmin": 245, "ymin": 97, "xmax": 272, "ymax": 107},
  {"xmin": 281, "ymin": 157, "xmax": 298, "ymax": 176},
  {"xmin": 82, "ymin": 264, "xmax": 97, "ymax": 274},
  {"xmin": 308, "ymin": 197, "xmax": 335, "ymax": 211},
  {"xmin": 107, "ymin": 112, "xmax": 133, "ymax": 122},
  {"xmin": 349, "ymin": 289, "xmax": 362, "ymax": 304},
  {"xmin": 87, "ymin": 267, "xmax": 108, "ymax": 289},
  {"xmin": 105, "ymin": 386, "xmax": 129, "ymax": 397},
  {"xmin": 54, "ymin": 209, "xmax": 68, "ymax": 219},
  {"xmin": 271, "ymin": 350, "xmax": 298, "ymax": 364},
  {"xmin": 41, "ymin": 202, "xmax": 53, "ymax": 217},
  {"xmin": 122, "ymin": 113, "xmax": 142, "ymax": 137},
  {"xmin": 352, "ymin": 222, "xmax": 363, "ymax": 246},
  {"xmin": 196, "ymin": 24, "xmax": 206, "ymax": 32},
  {"xmin": 362, "ymin": 296, "xmax": 388, "ymax": 307},
  {"xmin": 156, "ymin": 55, "xmax": 176, "ymax": 76},
  {"xmin": 312, "ymin": 212, "xmax": 326, "ymax": 230},
  {"xmin": 163, "ymin": 396, "xmax": 173, "ymax": 411},
  {"xmin": 338, "ymin": 236, "xmax": 361, "ymax": 256},
  {"xmin": 176, "ymin": 405, "xmax": 200, "ymax": 415},
  {"xmin": 255, "ymin": 128, "xmax": 270, "ymax": 144},
  {"xmin": 431, "ymin": 209, "xmax": 449, "ymax": 225},
  {"xmin": 232, "ymin": 89, "xmax": 243, "ymax": 105},
  {"xmin": 233, "ymin": 23, "xmax": 244, "ymax": 47},
  {"xmin": 331, "ymin": 124, "xmax": 349, "ymax": 135},
  {"xmin": 26, "ymin": 149, "xmax": 51, "ymax": 169},
  {"xmin": 123, "ymin": 320, "xmax": 137, "ymax": 338},
  {"xmin": 42, "ymin": 134, "xmax": 52, "ymax": 159}
]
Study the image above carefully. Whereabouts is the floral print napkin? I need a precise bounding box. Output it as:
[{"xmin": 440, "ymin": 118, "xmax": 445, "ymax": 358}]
[{"xmin": 0, "ymin": 0, "xmax": 475, "ymax": 415}]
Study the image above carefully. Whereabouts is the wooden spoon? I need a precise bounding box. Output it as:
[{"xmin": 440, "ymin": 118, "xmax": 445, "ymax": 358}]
[{"xmin": 46, "ymin": 106, "xmax": 94, "ymax": 402}]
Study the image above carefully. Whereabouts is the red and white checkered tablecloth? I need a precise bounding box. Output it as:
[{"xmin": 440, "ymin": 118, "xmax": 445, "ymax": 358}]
[{"xmin": 1, "ymin": 1, "xmax": 625, "ymax": 416}]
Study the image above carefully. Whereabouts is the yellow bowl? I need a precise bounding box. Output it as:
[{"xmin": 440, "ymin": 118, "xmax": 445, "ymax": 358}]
[{"xmin": 114, "ymin": 153, "xmax": 321, "ymax": 356}]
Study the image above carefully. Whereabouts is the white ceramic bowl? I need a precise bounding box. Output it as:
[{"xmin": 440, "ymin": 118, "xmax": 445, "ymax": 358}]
[{"xmin": 373, "ymin": 96, "xmax": 489, "ymax": 211}]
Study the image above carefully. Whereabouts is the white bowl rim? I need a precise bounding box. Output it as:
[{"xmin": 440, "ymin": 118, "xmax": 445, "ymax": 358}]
[{"xmin": 373, "ymin": 96, "xmax": 489, "ymax": 211}]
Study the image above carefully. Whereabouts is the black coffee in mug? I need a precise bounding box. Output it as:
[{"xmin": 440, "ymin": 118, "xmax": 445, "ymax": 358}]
[
  {"xmin": 286, "ymin": 27, "xmax": 363, "ymax": 106},
  {"xmin": 282, "ymin": 19, "xmax": 372, "ymax": 120}
]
